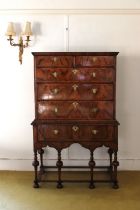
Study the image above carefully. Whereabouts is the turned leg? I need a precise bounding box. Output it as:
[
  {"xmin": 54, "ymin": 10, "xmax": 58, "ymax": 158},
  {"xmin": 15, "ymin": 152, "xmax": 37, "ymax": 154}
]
[
  {"xmin": 112, "ymin": 150, "xmax": 119, "ymax": 189},
  {"xmin": 108, "ymin": 148, "xmax": 113, "ymax": 179},
  {"xmin": 32, "ymin": 149, "xmax": 39, "ymax": 188},
  {"xmin": 108, "ymin": 148, "xmax": 113, "ymax": 167},
  {"xmin": 38, "ymin": 148, "xmax": 45, "ymax": 174},
  {"xmin": 56, "ymin": 150, "xmax": 63, "ymax": 189},
  {"xmin": 89, "ymin": 150, "xmax": 95, "ymax": 189}
]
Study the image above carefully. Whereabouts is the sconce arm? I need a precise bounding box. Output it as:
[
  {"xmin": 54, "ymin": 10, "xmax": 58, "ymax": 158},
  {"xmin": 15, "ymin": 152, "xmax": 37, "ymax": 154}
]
[
  {"xmin": 7, "ymin": 36, "xmax": 20, "ymax": 47},
  {"xmin": 23, "ymin": 36, "xmax": 31, "ymax": 48}
]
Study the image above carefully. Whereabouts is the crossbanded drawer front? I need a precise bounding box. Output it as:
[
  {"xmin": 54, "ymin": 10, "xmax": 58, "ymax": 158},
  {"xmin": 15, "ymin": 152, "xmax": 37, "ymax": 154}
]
[
  {"xmin": 35, "ymin": 68, "xmax": 114, "ymax": 83},
  {"xmin": 75, "ymin": 56, "xmax": 115, "ymax": 67},
  {"xmin": 36, "ymin": 56, "xmax": 74, "ymax": 67},
  {"xmin": 37, "ymin": 101, "xmax": 113, "ymax": 120},
  {"xmin": 38, "ymin": 124, "xmax": 72, "ymax": 140},
  {"xmin": 37, "ymin": 124, "xmax": 114, "ymax": 141},
  {"xmin": 37, "ymin": 83, "xmax": 114, "ymax": 101}
]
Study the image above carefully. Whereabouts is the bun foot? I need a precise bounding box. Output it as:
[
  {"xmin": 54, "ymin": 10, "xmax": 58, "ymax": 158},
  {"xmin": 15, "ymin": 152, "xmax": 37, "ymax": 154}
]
[
  {"xmin": 112, "ymin": 182, "xmax": 119, "ymax": 189},
  {"xmin": 57, "ymin": 182, "xmax": 63, "ymax": 189},
  {"xmin": 33, "ymin": 181, "xmax": 40, "ymax": 188},
  {"xmin": 89, "ymin": 183, "xmax": 95, "ymax": 189}
]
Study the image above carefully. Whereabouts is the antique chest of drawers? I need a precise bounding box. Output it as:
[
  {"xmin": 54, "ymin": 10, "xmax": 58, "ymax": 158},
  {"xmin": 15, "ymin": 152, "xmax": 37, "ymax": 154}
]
[{"xmin": 31, "ymin": 52, "xmax": 119, "ymax": 189}]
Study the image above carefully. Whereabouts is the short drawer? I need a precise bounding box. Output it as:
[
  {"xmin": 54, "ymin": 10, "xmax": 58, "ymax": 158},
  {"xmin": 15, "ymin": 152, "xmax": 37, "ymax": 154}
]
[
  {"xmin": 35, "ymin": 67, "xmax": 114, "ymax": 83},
  {"xmin": 37, "ymin": 101, "xmax": 114, "ymax": 120},
  {"xmin": 37, "ymin": 124, "xmax": 115, "ymax": 141},
  {"xmin": 37, "ymin": 83, "xmax": 114, "ymax": 101},
  {"xmin": 36, "ymin": 56, "xmax": 74, "ymax": 67},
  {"xmin": 75, "ymin": 56, "xmax": 115, "ymax": 67}
]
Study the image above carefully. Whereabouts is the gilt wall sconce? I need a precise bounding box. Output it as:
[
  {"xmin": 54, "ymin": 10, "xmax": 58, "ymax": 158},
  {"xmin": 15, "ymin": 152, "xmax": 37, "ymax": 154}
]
[{"xmin": 5, "ymin": 22, "xmax": 33, "ymax": 64}]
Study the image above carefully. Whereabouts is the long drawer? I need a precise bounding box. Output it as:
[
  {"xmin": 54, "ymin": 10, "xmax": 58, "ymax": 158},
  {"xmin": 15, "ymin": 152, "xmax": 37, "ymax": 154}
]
[
  {"xmin": 37, "ymin": 83, "xmax": 114, "ymax": 101},
  {"xmin": 37, "ymin": 124, "xmax": 115, "ymax": 142},
  {"xmin": 35, "ymin": 68, "xmax": 115, "ymax": 83},
  {"xmin": 37, "ymin": 101, "xmax": 114, "ymax": 120}
]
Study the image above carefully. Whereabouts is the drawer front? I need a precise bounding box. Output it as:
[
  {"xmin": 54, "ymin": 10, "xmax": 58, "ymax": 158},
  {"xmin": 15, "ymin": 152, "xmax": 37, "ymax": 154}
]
[
  {"xmin": 38, "ymin": 124, "xmax": 72, "ymax": 140},
  {"xmin": 37, "ymin": 83, "xmax": 114, "ymax": 101},
  {"xmin": 35, "ymin": 68, "xmax": 114, "ymax": 83},
  {"xmin": 75, "ymin": 56, "xmax": 115, "ymax": 67},
  {"xmin": 37, "ymin": 101, "xmax": 113, "ymax": 120},
  {"xmin": 36, "ymin": 56, "xmax": 74, "ymax": 67},
  {"xmin": 38, "ymin": 124, "xmax": 114, "ymax": 141}
]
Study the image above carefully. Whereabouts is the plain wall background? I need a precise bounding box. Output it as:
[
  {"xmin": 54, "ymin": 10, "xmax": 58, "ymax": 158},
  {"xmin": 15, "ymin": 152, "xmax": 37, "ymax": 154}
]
[{"xmin": 0, "ymin": 0, "xmax": 140, "ymax": 170}]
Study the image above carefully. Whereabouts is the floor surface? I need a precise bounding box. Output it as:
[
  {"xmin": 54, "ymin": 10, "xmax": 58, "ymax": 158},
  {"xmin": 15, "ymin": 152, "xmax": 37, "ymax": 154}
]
[{"xmin": 0, "ymin": 171, "xmax": 140, "ymax": 210}]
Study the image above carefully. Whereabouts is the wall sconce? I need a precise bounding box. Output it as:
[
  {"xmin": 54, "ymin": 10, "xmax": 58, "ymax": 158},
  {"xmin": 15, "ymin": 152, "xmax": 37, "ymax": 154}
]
[{"xmin": 5, "ymin": 22, "xmax": 33, "ymax": 64}]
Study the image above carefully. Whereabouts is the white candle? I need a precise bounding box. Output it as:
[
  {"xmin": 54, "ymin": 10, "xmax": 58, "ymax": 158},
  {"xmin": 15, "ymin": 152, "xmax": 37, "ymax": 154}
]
[
  {"xmin": 23, "ymin": 22, "xmax": 32, "ymax": 36},
  {"xmin": 5, "ymin": 22, "xmax": 16, "ymax": 36}
]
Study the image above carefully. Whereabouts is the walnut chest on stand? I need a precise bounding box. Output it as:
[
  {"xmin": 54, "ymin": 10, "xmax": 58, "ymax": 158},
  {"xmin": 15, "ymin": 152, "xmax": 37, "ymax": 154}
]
[{"xmin": 31, "ymin": 52, "xmax": 119, "ymax": 189}]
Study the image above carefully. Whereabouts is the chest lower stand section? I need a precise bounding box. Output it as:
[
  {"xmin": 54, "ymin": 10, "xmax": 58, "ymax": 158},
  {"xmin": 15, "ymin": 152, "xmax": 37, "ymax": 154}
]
[{"xmin": 31, "ymin": 52, "xmax": 120, "ymax": 189}]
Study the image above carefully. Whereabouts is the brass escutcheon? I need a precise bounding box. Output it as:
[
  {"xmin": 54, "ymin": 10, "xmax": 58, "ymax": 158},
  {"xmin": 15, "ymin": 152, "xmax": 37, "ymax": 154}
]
[
  {"xmin": 92, "ymin": 88, "xmax": 97, "ymax": 94},
  {"xmin": 52, "ymin": 88, "xmax": 58, "ymax": 94},
  {"xmin": 92, "ymin": 129, "xmax": 98, "ymax": 135},
  {"xmin": 52, "ymin": 72, "xmax": 57, "ymax": 78},
  {"xmin": 72, "ymin": 126, "xmax": 79, "ymax": 132},
  {"xmin": 53, "ymin": 129, "xmax": 59, "ymax": 135},
  {"xmin": 92, "ymin": 107, "xmax": 98, "ymax": 113},
  {"xmin": 92, "ymin": 57, "xmax": 97, "ymax": 62},
  {"xmin": 72, "ymin": 102, "xmax": 79, "ymax": 109},
  {"xmin": 92, "ymin": 72, "xmax": 96, "ymax": 78},
  {"xmin": 72, "ymin": 84, "xmax": 78, "ymax": 91},
  {"xmin": 72, "ymin": 69, "xmax": 78, "ymax": 75},
  {"xmin": 54, "ymin": 107, "xmax": 58, "ymax": 113},
  {"xmin": 52, "ymin": 57, "xmax": 58, "ymax": 62}
]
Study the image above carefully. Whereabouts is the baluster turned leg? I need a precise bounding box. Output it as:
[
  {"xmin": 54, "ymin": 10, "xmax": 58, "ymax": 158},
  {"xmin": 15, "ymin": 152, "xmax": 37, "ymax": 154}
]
[
  {"xmin": 108, "ymin": 148, "xmax": 113, "ymax": 179},
  {"xmin": 89, "ymin": 150, "xmax": 95, "ymax": 189},
  {"xmin": 56, "ymin": 150, "xmax": 63, "ymax": 188},
  {"xmin": 32, "ymin": 149, "xmax": 39, "ymax": 188},
  {"xmin": 38, "ymin": 149, "xmax": 45, "ymax": 174},
  {"xmin": 112, "ymin": 150, "xmax": 119, "ymax": 189}
]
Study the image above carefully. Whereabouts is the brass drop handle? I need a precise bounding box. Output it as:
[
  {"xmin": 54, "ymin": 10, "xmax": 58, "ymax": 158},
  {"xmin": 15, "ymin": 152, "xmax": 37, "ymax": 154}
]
[
  {"xmin": 53, "ymin": 129, "xmax": 59, "ymax": 135},
  {"xmin": 72, "ymin": 126, "xmax": 79, "ymax": 132},
  {"xmin": 52, "ymin": 88, "xmax": 59, "ymax": 94},
  {"xmin": 54, "ymin": 107, "xmax": 58, "ymax": 113},
  {"xmin": 92, "ymin": 72, "xmax": 96, "ymax": 78},
  {"xmin": 92, "ymin": 57, "xmax": 97, "ymax": 62},
  {"xmin": 52, "ymin": 57, "xmax": 58, "ymax": 62},
  {"xmin": 72, "ymin": 69, "xmax": 78, "ymax": 75},
  {"xmin": 92, "ymin": 107, "xmax": 98, "ymax": 113},
  {"xmin": 52, "ymin": 72, "xmax": 58, "ymax": 78},
  {"xmin": 72, "ymin": 84, "xmax": 78, "ymax": 91},
  {"xmin": 92, "ymin": 129, "xmax": 98, "ymax": 135},
  {"xmin": 92, "ymin": 88, "xmax": 97, "ymax": 94},
  {"xmin": 72, "ymin": 102, "xmax": 79, "ymax": 109}
]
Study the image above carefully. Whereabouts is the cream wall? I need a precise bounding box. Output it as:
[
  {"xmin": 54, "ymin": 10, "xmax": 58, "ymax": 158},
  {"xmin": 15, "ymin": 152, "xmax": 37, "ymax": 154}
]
[{"xmin": 0, "ymin": 0, "xmax": 140, "ymax": 170}]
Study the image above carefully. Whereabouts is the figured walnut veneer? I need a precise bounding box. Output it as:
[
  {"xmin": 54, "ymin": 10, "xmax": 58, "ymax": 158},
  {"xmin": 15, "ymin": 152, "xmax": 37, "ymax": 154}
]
[{"xmin": 31, "ymin": 52, "xmax": 119, "ymax": 189}]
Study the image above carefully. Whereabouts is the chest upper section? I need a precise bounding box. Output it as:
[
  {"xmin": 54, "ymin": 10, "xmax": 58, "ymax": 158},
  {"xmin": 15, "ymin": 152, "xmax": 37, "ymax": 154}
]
[
  {"xmin": 33, "ymin": 52, "xmax": 118, "ymax": 120},
  {"xmin": 33, "ymin": 53, "xmax": 117, "ymax": 83}
]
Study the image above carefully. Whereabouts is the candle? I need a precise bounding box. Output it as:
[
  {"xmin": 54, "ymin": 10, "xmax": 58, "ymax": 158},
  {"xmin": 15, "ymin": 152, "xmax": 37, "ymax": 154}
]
[
  {"xmin": 5, "ymin": 22, "xmax": 16, "ymax": 36},
  {"xmin": 23, "ymin": 22, "xmax": 32, "ymax": 36}
]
